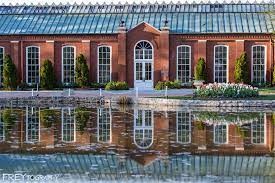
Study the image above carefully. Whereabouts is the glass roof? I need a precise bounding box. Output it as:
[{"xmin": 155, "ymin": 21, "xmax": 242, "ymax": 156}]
[{"xmin": 0, "ymin": 3, "xmax": 273, "ymax": 34}]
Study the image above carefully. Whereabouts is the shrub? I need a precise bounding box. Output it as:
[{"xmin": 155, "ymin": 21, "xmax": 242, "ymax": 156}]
[
  {"xmin": 75, "ymin": 108, "xmax": 90, "ymax": 134},
  {"xmin": 155, "ymin": 80, "xmax": 181, "ymax": 90},
  {"xmin": 3, "ymin": 55, "xmax": 17, "ymax": 90},
  {"xmin": 75, "ymin": 54, "xmax": 89, "ymax": 88},
  {"xmin": 194, "ymin": 83, "xmax": 258, "ymax": 99},
  {"xmin": 40, "ymin": 59, "xmax": 55, "ymax": 89},
  {"xmin": 234, "ymin": 52, "xmax": 249, "ymax": 84},
  {"xmin": 272, "ymin": 65, "xmax": 275, "ymax": 85},
  {"xmin": 91, "ymin": 82, "xmax": 106, "ymax": 89},
  {"xmin": 105, "ymin": 81, "xmax": 129, "ymax": 90},
  {"xmin": 194, "ymin": 57, "xmax": 207, "ymax": 81},
  {"xmin": 40, "ymin": 109, "xmax": 60, "ymax": 128}
]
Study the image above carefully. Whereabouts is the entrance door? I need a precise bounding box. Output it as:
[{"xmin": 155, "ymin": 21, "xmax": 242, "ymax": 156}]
[{"xmin": 134, "ymin": 41, "xmax": 154, "ymax": 90}]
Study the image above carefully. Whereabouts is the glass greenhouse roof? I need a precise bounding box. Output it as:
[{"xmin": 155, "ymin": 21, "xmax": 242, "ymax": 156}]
[{"xmin": 0, "ymin": 3, "xmax": 274, "ymax": 35}]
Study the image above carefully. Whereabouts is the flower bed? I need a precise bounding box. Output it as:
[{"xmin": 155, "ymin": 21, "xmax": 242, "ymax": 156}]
[{"xmin": 194, "ymin": 83, "xmax": 258, "ymax": 98}]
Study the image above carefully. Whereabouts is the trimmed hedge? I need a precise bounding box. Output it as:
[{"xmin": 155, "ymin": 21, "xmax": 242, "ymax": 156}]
[
  {"xmin": 155, "ymin": 80, "xmax": 181, "ymax": 90},
  {"xmin": 105, "ymin": 81, "xmax": 129, "ymax": 90}
]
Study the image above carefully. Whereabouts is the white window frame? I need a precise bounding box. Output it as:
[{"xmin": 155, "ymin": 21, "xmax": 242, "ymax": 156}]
[
  {"xmin": 213, "ymin": 124, "xmax": 229, "ymax": 144},
  {"xmin": 134, "ymin": 40, "xmax": 154, "ymax": 83},
  {"xmin": 133, "ymin": 109, "xmax": 154, "ymax": 149},
  {"xmin": 251, "ymin": 113, "xmax": 266, "ymax": 145},
  {"xmin": 61, "ymin": 107, "xmax": 76, "ymax": 143},
  {"xmin": 97, "ymin": 45, "xmax": 112, "ymax": 83},
  {"xmin": 25, "ymin": 107, "xmax": 40, "ymax": 143},
  {"xmin": 213, "ymin": 45, "xmax": 229, "ymax": 83},
  {"xmin": 251, "ymin": 45, "xmax": 267, "ymax": 83},
  {"xmin": 176, "ymin": 45, "xmax": 192, "ymax": 84},
  {"xmin": 26, "ymin": 46, "xmax": 40, "ymax": 85},
  {"xmin": 97, "ymin": 108, "xmax": 112, "ymax": 143},
  {"xmin": 0, "ymin": 46, "xmax": 4, "ymax": 85},
  {"xmin": 176, "ymin": 111, "xmax": 192, "ymax": 144},
  {"xmin": 62, "ymin": 46, "xmax": 76, "ymax": 84}
]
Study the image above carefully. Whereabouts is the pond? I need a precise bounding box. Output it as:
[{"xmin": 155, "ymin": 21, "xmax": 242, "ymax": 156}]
[{"xmin": 0, "ymin": 105, "xmax": 274, "ymax": 182}]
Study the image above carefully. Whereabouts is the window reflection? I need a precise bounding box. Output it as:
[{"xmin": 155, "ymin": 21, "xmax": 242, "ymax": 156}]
[
  {"xmin": 97, "ymin": 108, "xmax": 112, "ymax": 143},
  {"xmin": 134, "ymin": 110, "xmax": 153, "ymax": 149},
  {"xmin": 0, "ymin": 113, "xmax": 4, "ymax": 142},
  {"xmin": 251, "ymin": 114, "xmax": 266, "ymax": 144},
  {"xmin": 26, "ymin": 107, "xmax": 40, "ymax": 143},
  {"xmin": 0, "ymin": 47, "xmax": 4, "ymax": 85},
  {"xmin": 177, "ymin": 111, "xmax": 191, "ymax": 144},
  {"xmin": 62, "ymin": 108, "xmax": 76, "ymax": 143},
  {"xmin": 214, "ymin": 125, "xmax": 228, "ymax": 144}
]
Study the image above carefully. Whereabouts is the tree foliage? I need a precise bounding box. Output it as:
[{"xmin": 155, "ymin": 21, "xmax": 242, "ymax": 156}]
[
  {"xmin": 3, "ymin": 55, "xmax": 17, "ymax": 90},
  {"xmin": 75, "ymin": 54, "xmax": 89, "ymax": 87},
  {"xmin": 194, "ymin": 57, "xmax": 207, "ymax": 81},
  {"xmin": 234, "ymin": 52, "xmax": 249, "ymax": 84},
  {"xmin": 40, "ymin": 59, "xmax": 55, "ymax": 89}
]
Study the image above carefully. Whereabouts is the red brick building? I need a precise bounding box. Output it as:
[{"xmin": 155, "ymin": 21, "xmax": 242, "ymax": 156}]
[{"xmin": 0, "ymin": 3, "xmax": 274, "ymax": 89}]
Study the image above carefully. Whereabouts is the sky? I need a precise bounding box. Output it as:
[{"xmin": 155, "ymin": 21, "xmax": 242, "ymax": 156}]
[{"xmin": 0, "ymin": 0, "xmax": 271, "ymax": 5}]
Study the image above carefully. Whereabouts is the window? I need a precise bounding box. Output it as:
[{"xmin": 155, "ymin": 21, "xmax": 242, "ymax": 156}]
[
  {"xmin": 62, "ymin": 108, "xmax": 76, "ymax": 142},
  {"xmin": 62, "ymin": 46, "xmax": 75, "ymax": 85},
  {"xmin": 26, "ymin": 46, "xmax": 40, "ymax": 85},
  {"xmin": 134, "ymin": 110, "xmax": 153, "ymax": 149},
  {"xmin": 97, "ymin": 108, "xmax": 112, "ymax": 143},
  {"xmin": 26, "ymin": 107, "xmax": 40, "ymax": 143},
  {"xmin": 214, "ymin": 125, "xmax": 227, "ymax": 144},
  {"xmin": 135, "ymin": 41, "xmax": 153, "ymax": 60},
  {"xmin": 98, "ymin": 46, "xmax": 111, "ymax": 83},
  {"xmin": 0, "ymin": 47, "xmax": 4, "ymax": 85},
  {"xmin": 177, "ymin": 111, "xmax": 191, "ymax": 144},
  {"xmin": 214, "ymin": 45, "xmax": 228, "ymax": 83},
  {"xmin": 177, "ymin": 45, "xmax": 191, "ymax": 83},
  {"xmin": 252, "ymin": 45, "xmax": 266, "ymax": 83},
  {"xmin": 0, "ymin": 113, "xmax": 4, "ymax": 142},
  {"xmin": 251, "ymin": 114, "xmax": 265, "ymax": 144}
]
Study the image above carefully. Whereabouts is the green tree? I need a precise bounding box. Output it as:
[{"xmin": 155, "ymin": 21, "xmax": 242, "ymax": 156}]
[
  {"xmin": 272, "ymin": 65, "xmax": 275, "ymax": 85},
  {"xmin": 75, "ymin": 54, "xmax": 89, "ymax": 87},
  {"xmin": 194, "ymin": 57, "xmax": 207, "ymax": 81},
  {"xmin": 3, "ymin": 55, "xmax": 17, "ymax": 90},
  {"xmin": 234, "ymin": 52, "xmax": 249, "ymax": 84},
  {"xmin": 40, "ymin": 59, "xmax": 55, "ymax": 89}
]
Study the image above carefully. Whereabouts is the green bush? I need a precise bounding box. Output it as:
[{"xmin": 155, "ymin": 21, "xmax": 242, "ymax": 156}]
[
  {"xmin": 234, "ymin": 52, "xmax": 249, "ymax": 84},
  {"xmin": 91, "ymin": 82, "xmax": 106, "ymax": 89},
  {"xmin": 75, "ymin": 54, "xmax": 89, "ymax": 88},
  {"xmin": 40, "ymin": 109, "xmax": 60, "ymax": 128},
  {"xmin": 194, "ymin": 57, "xmax": 207, "ymax": 81},
  {"xmin": 3, "ymin": 55, "xmax": 17, "ymax": 90},
  {"xmin": 105, "ymin": 81, "xmax": 129, "ymax": 90},
  {"xmin": 272, "ymin": 65, "xmax": 275, "ymax": 85},
  {"xmin": 155, "ymin": 80, "xmax": 181, "ymax": 90},
  {"xmin": 40, "ymin": 59, "xmax": 55, "ymax": 90}
]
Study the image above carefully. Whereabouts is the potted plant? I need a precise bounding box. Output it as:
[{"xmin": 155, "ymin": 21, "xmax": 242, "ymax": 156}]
[{"xmin": 193, "ymin": 57, "xmax": 206, "ymax": 88}]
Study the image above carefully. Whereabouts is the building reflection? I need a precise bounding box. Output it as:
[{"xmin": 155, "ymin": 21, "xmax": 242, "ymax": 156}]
[{"xmin": 0, "ymin": 107, "xmax": 273, "ymax": 160}]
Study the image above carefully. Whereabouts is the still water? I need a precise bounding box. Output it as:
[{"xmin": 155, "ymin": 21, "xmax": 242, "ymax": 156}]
[{"xmin": 0, "ymin": 105, "xmax": 274, "ymax": 182}]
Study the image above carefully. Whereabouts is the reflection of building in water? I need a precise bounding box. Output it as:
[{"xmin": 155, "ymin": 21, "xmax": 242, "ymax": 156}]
[
  {"xmin": 213, "ymin": 125, "xmax": 228, "ymax": 144},
  {"xmin": 97, "ymin": 108, "xmax": 112, "ymax": 143},
  {"xmin": 61, "ymin": 108, "xmax": 76, "ymax": 143},
  {"xmin": 176, "ymin": 111, "xmax": 191, "ymax": 144},
  {"xmin": 0, "ymin": 113, "xmax": 4, "ymax": 142},
  {"xmin": 251, "ymin": 114, "xmax": 266, "ymax": 145},
  {"xmin": 25, "ymin": 107, "xmax": 40, "ymax": 143},
  {"xmin": 134, "ymin": 110, "xmax": 154, "ymax": 149}
]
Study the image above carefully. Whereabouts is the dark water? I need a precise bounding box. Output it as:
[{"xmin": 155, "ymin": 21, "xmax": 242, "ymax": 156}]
[{"xmin": 0, "ymin": 105, "xmax": 274, "ymax": 182}]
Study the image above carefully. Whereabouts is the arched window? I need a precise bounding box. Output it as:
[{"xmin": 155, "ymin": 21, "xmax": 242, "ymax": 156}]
[
  {"xmin": 214, "ymin": 45, "xmax": 228, "ymax": 83},
  {"xmin": 97, "ymin": 108, "xmax": 112, "ymax": 143},
  {"xmin": 0, "ymin": 47, "xmax": 4, "ymax": 85},
  {"xmin": 251, "ymin": 114, "xmax": 266, "ymax": 144},
  {"xmin": 252, "ymin": 45, "xmax": 266, "ymax": 83},
  {"xmin": 176, "ymin": 111, "xmax": 191, "ymax": 144},
  {"xmin": 135, "ymin": 41, "xmax": 153, "ymax": 60},
  {"xmin": 62, "ymin": 108, "xmax": 76, "ymax": 143},
  {"xmin": 62, "ymin": 46, "xmax": 76, "ymax": 85},
  {"xmin": 134, "ymin": 110, "xmax": 153, "ymax": 149},
  {"xmin": 177, "ymin": 45, "xmax": 191, "ymax": 84},
  {"xmin": 213, "ymin": 124, "xmax": 228, "ymax": 144},
  {"xmin": 25, "ymin": 107, "xmax": 40, "ymax": 143},
  {"xmin": 26, "ymin": 46, "xmax": 40, "ymax": 85},
  {"xmin": 98, "ymin": 46, "xmax": 111, "ymax": 83}
]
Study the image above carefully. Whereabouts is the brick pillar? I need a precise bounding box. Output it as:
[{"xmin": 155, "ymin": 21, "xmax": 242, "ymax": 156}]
[
  {"xmin": 233, "ymin": 125, "xmax": 244, "ymax": 151},
  {"xmin": 45, "ymin": 40, "xmax": 56, "ymax": 82},
  {"xmin": 160, "ymin": 26, "xmax": 170, "ymax": 81},
  {"xmin": 10, "ymin": 41, "xmax": 21, "ymax": 83},
  {"xmin": 117, "ymin": 26, "xmax": 127, "ymax": 82},
  {"xmin": 81, "ymin": 40, "xmax": 91, "ymax": 82},
  {"xmin": 193, "ymin": 122, "xmax": 207, "ymax": 150}
]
